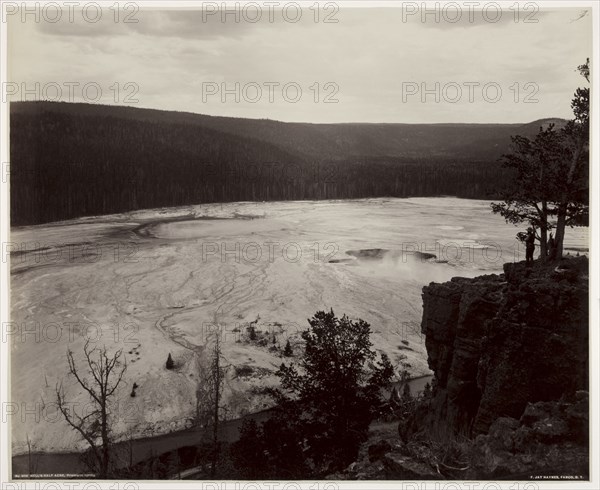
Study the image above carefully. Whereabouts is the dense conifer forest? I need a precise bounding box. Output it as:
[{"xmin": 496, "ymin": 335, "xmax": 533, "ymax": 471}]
[{"xmin": 9, "ymin": 101, "xmax": 563, "ymax": 225}]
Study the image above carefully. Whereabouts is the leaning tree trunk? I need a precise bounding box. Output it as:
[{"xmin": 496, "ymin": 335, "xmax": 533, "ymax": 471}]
[
  {"xmin": 539, "ymin": 201, "xmax": 548, "ymax": 261},
  {"xmin": 539, "ymin": 226, "xmax": 548, "ymax": 262},
  {"xmin": 554, "ymin": 202, "xmax": 568, "ymax": 259},
  {"xmin": 555, "ymin": 130, "xmax": 586, "ymax": 259}
]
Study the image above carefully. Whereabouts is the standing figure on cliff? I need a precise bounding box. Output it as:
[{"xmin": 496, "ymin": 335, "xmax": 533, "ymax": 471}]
[
  {"xmin": 547, "ymin": 232, "xmax": 557, "ymax": 261},
  {"xmin": 525, "ymin": 227, "xmax": 535, "ymax": 266}
]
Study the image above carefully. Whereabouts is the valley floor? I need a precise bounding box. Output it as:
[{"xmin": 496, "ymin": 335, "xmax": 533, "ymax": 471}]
[{"xmin": 9, "ymin": 198, "xmax": 588, "ymax": 455}]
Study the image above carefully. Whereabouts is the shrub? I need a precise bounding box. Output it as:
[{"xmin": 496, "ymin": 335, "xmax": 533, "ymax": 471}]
[
  {"xmin": 235, "ymin": 365, "xmax": 254, "ymax": 377},
  {"xmin": 166, "ymin": 353, "xmax": 175, "ymax": 370}
]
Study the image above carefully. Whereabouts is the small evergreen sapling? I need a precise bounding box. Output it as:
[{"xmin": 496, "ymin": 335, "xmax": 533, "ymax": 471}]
[{"xmin": 166, "ymin": 353, "xmax": 175, "ymax": 370}]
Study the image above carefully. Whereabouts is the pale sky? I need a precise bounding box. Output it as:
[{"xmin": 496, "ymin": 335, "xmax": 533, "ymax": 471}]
[{"xmin": 7, "ymin": 4, "xmax": 593, "ymax": 123}]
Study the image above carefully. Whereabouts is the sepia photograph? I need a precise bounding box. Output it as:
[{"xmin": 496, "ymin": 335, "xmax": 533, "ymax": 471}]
[{"xmin": 0, "ymin": 1, "xmax": 597, "ymax": 488}]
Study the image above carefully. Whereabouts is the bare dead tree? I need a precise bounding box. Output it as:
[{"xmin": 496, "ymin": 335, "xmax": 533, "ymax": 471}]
[
  {"xmin": 25, "ymin": 433, "xmax": 38, "ymax": 477},
  {"xmin": 209, "ymin": 334, "xmax": 223, "ymax": 478},
  {"xmin": 195, "ymin": 354, "xmax": 212, "ymax": 430},
  {"xmin": 56, "ymin": 340, "xmax": 127, "ymax": 478},
  {"xmin": 195, "ymin": 333, "xmax": 226, "ymax": 478}
]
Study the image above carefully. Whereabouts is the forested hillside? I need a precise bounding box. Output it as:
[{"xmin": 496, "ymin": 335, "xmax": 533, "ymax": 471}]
[{"xmin": 9, "ymin": 101, "xmax": 563, "ymax": 225}]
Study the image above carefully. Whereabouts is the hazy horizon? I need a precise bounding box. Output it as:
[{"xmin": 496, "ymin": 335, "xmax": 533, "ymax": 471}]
[{"xmin": 10, "ymin": 99, "xmax": 570, "ymax": 126}]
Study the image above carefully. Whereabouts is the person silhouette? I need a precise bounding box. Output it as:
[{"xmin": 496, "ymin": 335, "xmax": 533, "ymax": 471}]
[
  {"xmin": 547, "ymin": 232, "xmax": 556, "ymax": 260},
  {"xmin": 525, "ymin": 227, "xmax": 535, "ymax": 266}
]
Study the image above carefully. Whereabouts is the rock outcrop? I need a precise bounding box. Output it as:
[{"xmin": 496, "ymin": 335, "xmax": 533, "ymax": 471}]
[
  {"xmin": 339, "ymin": 392, "xmax": 589, "ymax": 480},
  {"xmin": 332, "ymin": 257, "xmax": 589, "ymax": 481},
  {"xmin": 420, "ymin": 273, "xmax": 505, "ymax": 437},
  {"xmin": 420, "ymin": 257, "xmax": 588, "ymax": 438},
  {"xmin": 469, "ymin": 392, "xmax": 589, "ymax": 478}
]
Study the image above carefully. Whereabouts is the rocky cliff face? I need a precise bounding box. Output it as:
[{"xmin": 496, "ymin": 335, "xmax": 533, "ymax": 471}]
[
  {"xmin": 420, "ymin": 273, "xmax": 505, "ymax": 437},
  {"xmin": 421, "ymin": 257, "xmax": 588, "ymax": 438},
  {"xmin": 329, "ymin": 257, "xmax": 589, "ymax": 481}
]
